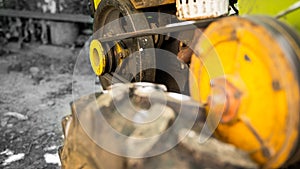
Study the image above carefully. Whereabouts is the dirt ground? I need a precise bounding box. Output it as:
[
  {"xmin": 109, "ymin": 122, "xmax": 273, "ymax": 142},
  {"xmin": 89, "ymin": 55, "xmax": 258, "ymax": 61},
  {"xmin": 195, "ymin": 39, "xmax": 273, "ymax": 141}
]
[{"xmin": 0, "ymin": 42, "xmax": 95, "ymax": 169}]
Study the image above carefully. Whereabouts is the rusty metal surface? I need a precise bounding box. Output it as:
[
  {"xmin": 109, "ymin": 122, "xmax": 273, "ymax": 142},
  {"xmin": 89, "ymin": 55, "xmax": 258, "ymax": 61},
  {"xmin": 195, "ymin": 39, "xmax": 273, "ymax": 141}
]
[
  {"xmin": 208, "ymin": 77, "xmax": 241, "ymax": 124},
  {"xmin": 130, "ymin": 0, "xmax": 175, "ymax": 9},
  {"xmin": 177, "ymin": 29, "xmax": 202, "ymax": 63}
]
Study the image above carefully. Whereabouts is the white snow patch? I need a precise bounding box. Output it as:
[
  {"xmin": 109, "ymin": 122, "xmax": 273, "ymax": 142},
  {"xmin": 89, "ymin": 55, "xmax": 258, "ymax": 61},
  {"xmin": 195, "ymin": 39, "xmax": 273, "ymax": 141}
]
[
  {"xmin": 2, "ymin": 153, "xmax": 25, "ymax": 166},
  {"xmin": 4, "ymin": 112, "xmax": 28, "ymax": 120},
  {"xmin": 44, "ymin": 153, "xmax": 61, "ymax": 166},
  {"xmin": 0, "ymin": 149, "xmax": 14, "ymax": 156},
  {"xmin": 43, "ymin": 145, "xmax": 57, "ymax": 151}
]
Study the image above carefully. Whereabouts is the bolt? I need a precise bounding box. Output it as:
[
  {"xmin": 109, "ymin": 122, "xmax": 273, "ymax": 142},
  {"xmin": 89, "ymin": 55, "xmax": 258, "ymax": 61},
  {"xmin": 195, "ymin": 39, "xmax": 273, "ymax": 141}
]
[
  {"xmin": 244, "ymin": 54, "xmax": 251, "ymax": 62},
  {"xmin": 234, "ymin": 91, "xmax": 241, "ymax": 99},
  {"xmin": 272, "ymin": 80, "xmax": 281, "ymax": 91}
]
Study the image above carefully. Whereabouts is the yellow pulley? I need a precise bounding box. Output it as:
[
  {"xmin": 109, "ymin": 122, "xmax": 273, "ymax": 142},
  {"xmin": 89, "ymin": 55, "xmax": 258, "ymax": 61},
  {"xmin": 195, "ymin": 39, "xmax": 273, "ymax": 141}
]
[
  {"xmin": 89, "ymin": 39, "xmax": 106, "ymax": 76},
  {"xmin": 190, "ymin": 16, "xmax": 300, "ymax": 168}
]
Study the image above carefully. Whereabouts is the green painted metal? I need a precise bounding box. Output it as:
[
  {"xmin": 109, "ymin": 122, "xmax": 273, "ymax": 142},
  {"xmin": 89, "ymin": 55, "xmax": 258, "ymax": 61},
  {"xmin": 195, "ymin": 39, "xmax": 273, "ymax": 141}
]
[{"xmin": 238, "ymin": 0, "xmax": 300, "ymax": 33}]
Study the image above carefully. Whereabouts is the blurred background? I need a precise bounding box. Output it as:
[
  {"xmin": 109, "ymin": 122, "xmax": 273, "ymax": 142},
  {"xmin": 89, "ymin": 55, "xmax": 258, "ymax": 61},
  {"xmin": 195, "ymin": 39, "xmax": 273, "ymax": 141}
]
[{"xmin": 0, "ymin": 0, "xmax": 93, "ymax": 168}]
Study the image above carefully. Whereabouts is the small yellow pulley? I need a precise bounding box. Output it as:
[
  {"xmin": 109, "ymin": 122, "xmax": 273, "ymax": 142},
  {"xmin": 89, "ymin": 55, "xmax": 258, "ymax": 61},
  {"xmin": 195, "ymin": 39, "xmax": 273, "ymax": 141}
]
[{"xmin": 89, "ymin": 39, "xmax": 106, "ymax": 76}]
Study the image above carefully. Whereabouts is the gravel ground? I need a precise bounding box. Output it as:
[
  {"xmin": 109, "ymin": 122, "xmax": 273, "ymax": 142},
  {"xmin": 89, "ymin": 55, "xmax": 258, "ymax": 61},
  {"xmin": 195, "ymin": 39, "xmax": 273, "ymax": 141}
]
[{"xmin": 0, "ymin": 42, "xmax": 95, "ymax": 169}]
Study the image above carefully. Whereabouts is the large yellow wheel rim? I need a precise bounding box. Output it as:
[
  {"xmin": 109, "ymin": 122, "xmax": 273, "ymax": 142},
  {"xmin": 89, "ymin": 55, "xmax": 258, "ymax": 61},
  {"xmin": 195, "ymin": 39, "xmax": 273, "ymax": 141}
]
[{"xmin": 190, "ymin": 16, "xmax": 300, "ymax": 168}]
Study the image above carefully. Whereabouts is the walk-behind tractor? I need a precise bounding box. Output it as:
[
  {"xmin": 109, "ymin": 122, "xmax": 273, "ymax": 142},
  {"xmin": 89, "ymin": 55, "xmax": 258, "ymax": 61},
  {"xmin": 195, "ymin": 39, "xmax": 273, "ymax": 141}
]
[{"xmin": 59, "ymin": 0, "xmax": 300, "ymax": 168}]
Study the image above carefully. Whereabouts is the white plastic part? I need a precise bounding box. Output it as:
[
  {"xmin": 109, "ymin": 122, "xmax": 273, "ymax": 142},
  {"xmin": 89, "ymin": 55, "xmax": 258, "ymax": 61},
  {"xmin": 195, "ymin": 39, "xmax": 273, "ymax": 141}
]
[{"xmin": 176, "ymin": 0, "xmax": 229, "ymax": 20}]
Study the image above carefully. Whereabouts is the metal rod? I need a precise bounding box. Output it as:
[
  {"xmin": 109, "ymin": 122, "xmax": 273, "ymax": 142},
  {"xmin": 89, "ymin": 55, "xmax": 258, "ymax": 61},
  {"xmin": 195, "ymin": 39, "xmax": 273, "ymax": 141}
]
[
  {"xmin": 98, "ymin": 18, "xmax": 218, "ymax": 42},
  {"xmin": 276, "ymin": 1, "xmax": 300, "ymax": 19}
]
